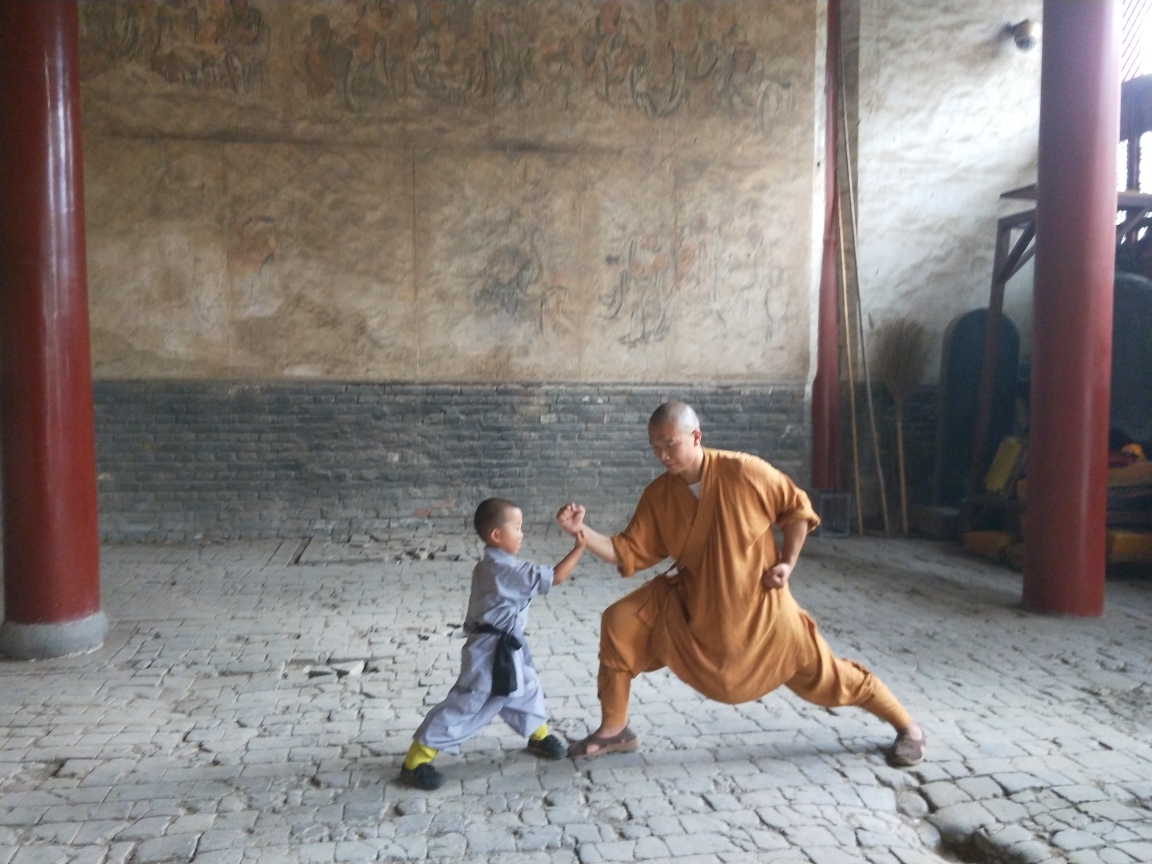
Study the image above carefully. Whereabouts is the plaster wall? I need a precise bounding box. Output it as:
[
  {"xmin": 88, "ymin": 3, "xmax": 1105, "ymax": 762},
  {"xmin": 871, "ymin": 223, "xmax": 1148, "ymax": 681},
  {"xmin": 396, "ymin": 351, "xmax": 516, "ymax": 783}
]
[
  {"xmin": 855, "ymin": 0, "xmax": 1042, "ymax": 380},
  {"xmin": 79, "ymin": 0, "xmax": 823, "ymax": 385}
]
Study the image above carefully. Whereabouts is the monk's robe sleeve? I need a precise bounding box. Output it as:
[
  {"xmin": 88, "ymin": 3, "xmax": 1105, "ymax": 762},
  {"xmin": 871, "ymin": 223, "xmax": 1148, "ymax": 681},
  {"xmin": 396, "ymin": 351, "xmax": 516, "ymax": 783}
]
[
  {"xmin": 610, "ymin": 486, "xmax": 669, "ymax": 577},
  {"xmin": 748, "ymin": 460, "xmax": 821, "ymax": 533}
]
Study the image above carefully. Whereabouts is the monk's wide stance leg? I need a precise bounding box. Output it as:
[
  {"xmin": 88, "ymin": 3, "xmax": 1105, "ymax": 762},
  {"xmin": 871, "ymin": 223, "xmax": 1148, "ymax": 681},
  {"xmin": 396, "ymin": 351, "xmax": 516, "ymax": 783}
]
[
  {"xmin": 783, "ymin": 609, "xmax": 912, "ymax": 729},
  {"xmin": 597, "ymin": 581, "xmax": 666, "ymax": 727}
]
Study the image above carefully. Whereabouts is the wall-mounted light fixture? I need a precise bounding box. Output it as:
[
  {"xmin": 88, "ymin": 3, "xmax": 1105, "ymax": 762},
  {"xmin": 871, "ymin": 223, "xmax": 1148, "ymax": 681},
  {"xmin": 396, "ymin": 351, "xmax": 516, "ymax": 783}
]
[{"xmin": 1006, "ymin": 19, "xmax": 1040, "ymax": 51}]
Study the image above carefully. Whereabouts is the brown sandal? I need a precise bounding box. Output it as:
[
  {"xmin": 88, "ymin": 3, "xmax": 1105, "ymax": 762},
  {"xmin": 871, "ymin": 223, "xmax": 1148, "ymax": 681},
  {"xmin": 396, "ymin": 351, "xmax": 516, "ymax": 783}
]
[
  {"xmin": 890, "ymin": 729, "xmax": 927, "ymax": 767},
  {"xmin": 568, "ymin": 726, "xmax": 640, "ymax": 758}
]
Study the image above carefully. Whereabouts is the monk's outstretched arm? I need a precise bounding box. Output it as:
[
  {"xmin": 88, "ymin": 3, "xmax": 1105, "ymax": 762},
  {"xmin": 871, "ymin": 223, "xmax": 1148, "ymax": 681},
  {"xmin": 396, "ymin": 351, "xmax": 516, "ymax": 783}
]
[
  {"xmin": 556, "ymin": 503, "xmax": 619, "ymax": 564},
  {"xmin": 761, "ymin": 518, "xmax": 808, "ymax": 590}
]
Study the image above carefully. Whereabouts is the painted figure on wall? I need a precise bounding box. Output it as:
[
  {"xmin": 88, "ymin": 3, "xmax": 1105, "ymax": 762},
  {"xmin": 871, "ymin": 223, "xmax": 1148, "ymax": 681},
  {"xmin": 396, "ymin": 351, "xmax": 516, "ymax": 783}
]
[
  {"xmin": 676, "ymin": 3, "xmax": 721, "ymax": 92},
  {"xmin": 79, "ymin": 0, "xmax": 143, "ymax": 78},
  {"xmin": 676, "ymin": 212, "xmax": 725, "ymax": 328},
  {"xmin": 538, "ymin": 279, "xmax": 575, "ymax": 337},
  {"xmin": 475, "ymin": 239, "xmax": 543, "ymax": 318},
  {"xmin": 410, "ymin": 1, "xmax": 487, "ymax": 102},
  {"xmin": 601, "ymin": 211, "xmax": 792, "ymax": 349},
  {"xmin": 230, "ymin": 216, "xmax": 284, "ymax": 319},
  {"xmin": 295, "ymin": 14, "xmax": 351, "ymax": 100},
  {"xmin": 345, "ymin": 2, "xmax": 391, "ymax": 106},
  {"xmin": 629, "ymin": 0, "xmax": 685, "ymax": 117},
  {"xmin": 150, "ymin": 0, "xmax": 269, "ymax": 93},
  {"xmin": 472, "ymin": 232, "xmax": 574, "ymax": 340},
  {"xmin": 712, "ymin": 24, "xmax": 796, "ymax": 133},
  {"xmin": 602, "ymin": 234, "xmax": 675, "ymax": 346},
  {"xmin": 485, "ymin": 6, "xmax": 533, "ymax": 104},
  {"xmin": 572, "ymin": 1, "xmax": 646, "ymax": 107}
]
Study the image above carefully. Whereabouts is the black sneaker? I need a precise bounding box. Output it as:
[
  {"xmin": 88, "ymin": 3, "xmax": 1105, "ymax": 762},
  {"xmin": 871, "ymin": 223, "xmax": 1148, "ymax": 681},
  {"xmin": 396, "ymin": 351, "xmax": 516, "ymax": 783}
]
[
  {"xmin": 526, "ymin": 733, "xmax": 568, "ymax": 759},
  {"xmin": 400, "ymin": 762, "xmax": 445, "ymax": 790}
]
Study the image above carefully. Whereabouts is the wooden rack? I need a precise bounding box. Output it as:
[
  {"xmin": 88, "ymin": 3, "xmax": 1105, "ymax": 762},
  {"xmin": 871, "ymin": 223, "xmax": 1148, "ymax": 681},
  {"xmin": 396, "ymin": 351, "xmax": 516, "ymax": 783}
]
[{"xmin": 964, "ymin": 186, "xmax": 1152, "ymax": 532}]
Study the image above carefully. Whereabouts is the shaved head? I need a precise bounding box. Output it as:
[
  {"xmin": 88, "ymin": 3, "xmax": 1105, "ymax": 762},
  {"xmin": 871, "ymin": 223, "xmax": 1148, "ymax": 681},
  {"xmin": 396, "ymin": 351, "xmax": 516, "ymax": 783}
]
[{"xmin": 648, "ymin": 401, "xmax": 700, "ymax": 433}]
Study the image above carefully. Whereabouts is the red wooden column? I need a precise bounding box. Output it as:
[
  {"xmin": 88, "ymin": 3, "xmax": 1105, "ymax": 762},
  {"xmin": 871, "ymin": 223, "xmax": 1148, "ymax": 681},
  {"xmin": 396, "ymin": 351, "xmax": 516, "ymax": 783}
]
[
  {"xmin": 811, "ymin": 0, "xmax": 842, "ymax": 491},
  {"xmin": 0, "ymin": 0, "xmax": 106, "ymax": 658},
  {"xmin": 1023, "ymin": 0, "xmax": 1120, "ymax": 616}
]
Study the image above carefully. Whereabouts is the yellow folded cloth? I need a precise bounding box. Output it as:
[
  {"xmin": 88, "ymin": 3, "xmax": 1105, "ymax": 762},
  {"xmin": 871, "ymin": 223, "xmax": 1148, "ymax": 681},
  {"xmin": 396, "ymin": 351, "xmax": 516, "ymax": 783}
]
[
  {"xmin": 1107, "ymin": 460, "xmax": 1152, "ymax": 487},
  {"xmin": 963, "ymin": 530, "xmax": 1014, "ymax": 562},
  {"xmin": 1106, "ymin": 530, "xmax": 1152, "ymax": 563}
]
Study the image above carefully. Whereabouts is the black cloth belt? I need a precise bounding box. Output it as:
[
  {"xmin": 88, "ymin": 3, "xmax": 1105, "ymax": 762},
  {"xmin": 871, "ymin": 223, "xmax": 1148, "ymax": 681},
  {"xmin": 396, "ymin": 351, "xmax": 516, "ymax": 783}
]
[{"xmin": 471, "ymin": 623, "xmax": 523, "ymax": 696}]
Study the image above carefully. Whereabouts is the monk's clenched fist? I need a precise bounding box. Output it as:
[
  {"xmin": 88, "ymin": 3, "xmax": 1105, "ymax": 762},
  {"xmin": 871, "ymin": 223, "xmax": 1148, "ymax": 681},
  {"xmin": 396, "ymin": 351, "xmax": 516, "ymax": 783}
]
[
  {"xmin": 761, "ymin": 561, "xmax": 793, "ymax": 590},
  {"xmin": 555, "ymin": 502, "xmax": 586, "ymax": 536}
]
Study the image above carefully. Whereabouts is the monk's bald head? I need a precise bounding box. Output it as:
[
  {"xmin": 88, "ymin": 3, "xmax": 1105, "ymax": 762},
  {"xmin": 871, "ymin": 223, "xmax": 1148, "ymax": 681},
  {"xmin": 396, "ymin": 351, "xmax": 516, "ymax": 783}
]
[
  {"xmin": 648, "ymin": 401, "xmax": 704, "ymax": 480},
  {"xmin": 648, "ymin": 401, "xmax": 700, "ymax": 434}
]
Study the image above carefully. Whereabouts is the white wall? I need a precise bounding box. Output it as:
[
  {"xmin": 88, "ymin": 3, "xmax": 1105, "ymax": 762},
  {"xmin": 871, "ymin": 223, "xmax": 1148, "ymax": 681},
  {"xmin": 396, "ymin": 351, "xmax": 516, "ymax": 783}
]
[{"xmin": 856, "ymin": 0, "xmax": 1043, "ymax": 379}]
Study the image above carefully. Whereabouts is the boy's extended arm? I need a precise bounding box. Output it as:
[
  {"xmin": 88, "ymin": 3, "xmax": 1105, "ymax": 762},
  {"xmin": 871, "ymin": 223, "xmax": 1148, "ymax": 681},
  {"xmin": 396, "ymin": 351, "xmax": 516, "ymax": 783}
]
[{"xmin": 551, "ymin": 530, "xmax": 587, "ymax": 586}]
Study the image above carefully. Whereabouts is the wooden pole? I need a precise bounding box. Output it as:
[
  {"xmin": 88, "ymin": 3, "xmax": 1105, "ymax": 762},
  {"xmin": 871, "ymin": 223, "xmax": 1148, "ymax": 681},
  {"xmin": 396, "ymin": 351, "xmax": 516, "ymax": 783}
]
[
  {"xmin": 895, "ymin": 401, "xmax": 909, "ymax": 535},
  {"xmin": 837, "ymin": 195, "xmax": 865, "ymax": 536},
  {"xmin": 837, "ymin": 27, "xmax": 891, "ymax": 537}
]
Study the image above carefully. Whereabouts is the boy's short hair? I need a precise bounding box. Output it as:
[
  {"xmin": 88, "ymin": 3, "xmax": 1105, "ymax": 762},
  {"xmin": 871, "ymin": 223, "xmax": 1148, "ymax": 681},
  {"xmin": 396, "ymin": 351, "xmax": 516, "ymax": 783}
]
[{"xmin": 474, "ymin": 497, "xmax": 517, "ymax": 540}]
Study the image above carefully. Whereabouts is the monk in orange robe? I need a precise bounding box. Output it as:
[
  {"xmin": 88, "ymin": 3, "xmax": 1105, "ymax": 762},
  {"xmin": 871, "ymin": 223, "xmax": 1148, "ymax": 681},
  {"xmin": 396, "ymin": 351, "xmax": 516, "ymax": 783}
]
[{"xmin": 555, "ymin": 401, "xmax": 926, "ymax": 766}]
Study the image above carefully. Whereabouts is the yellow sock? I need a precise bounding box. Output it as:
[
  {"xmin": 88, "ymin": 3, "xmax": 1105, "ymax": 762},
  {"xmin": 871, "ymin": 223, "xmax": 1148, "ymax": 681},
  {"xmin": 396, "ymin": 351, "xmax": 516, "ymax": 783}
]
[
  {"xmin": 403, "ymin": 741, "xmax": 437, "ymax": 771},
  {"xmin": 529, "ymin": 723, "xmax": 549, "ymax": 741}
]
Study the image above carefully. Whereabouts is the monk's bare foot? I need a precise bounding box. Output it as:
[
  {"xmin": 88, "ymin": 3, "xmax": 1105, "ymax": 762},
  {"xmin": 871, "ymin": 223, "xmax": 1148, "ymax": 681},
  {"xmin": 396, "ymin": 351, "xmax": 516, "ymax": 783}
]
[{"xmin": 890, "ymin": 721, "xmax": 926, "ymax": 767}]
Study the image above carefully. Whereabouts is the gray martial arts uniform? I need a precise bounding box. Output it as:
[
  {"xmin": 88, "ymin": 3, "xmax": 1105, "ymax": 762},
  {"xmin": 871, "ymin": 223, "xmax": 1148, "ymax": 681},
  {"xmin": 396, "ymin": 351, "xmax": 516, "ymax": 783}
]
[{"xmin": 413, "ymin": 546, "xmax": 554, "ymax": 753}]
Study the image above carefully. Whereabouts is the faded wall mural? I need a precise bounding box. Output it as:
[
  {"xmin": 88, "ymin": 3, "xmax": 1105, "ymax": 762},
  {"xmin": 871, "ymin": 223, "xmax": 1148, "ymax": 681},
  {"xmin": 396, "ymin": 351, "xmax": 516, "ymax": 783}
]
[{"xmin": 80, "ymin": 1, "xmax": 821, "ymax": 382}]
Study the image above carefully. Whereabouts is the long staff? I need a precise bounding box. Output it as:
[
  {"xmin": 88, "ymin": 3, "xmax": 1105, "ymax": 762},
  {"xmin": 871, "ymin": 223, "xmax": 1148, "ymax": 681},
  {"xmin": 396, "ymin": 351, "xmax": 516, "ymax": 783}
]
[
  {"xmin": 836, "ymin": 192, "xmax": 865, "ymax": 536},
  {"xmin": 837, "ymin": 32, "xmax": 891, "ymax": 537}
]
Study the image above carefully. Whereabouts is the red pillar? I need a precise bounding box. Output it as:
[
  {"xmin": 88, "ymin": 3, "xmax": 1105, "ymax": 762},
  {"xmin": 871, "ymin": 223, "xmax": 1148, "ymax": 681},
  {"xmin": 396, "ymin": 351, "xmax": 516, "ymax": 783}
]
[
  {"xmin": 811, "ymin": 0, "xmax": 842, "ymax": 491},
  {"xmin": 0, "ymin": 0, "xmax": 106, "ymax": 658},
  {"xmin": 1023, "ymin": 1, "xmax": 1120, "ymax": 616}
]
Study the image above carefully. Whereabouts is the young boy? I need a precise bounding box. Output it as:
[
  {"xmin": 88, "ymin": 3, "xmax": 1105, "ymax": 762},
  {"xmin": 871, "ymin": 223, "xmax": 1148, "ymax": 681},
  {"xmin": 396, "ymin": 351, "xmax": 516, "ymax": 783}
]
[{"xmin": 400, "ymin": 497, "xmax": 586, "ymax": 790}]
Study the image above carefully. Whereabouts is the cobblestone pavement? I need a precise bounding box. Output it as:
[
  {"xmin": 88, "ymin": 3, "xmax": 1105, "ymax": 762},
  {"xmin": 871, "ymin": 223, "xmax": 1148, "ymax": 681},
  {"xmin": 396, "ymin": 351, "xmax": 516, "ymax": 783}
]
[{"xmin": 1, "ymin": 532, "xmax": 1149, "ymax": 864}]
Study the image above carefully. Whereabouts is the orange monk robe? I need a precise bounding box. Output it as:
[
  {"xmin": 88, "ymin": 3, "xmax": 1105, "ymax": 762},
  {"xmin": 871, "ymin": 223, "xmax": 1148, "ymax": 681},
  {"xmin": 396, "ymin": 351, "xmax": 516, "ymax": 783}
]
[{"xmin": 601, "ymin": 447, "xmax": 909, "ymax": 727}]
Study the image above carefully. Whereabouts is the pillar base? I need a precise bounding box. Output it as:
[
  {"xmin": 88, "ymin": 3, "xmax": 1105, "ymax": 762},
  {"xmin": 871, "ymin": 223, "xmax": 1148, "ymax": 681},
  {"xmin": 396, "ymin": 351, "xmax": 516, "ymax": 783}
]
[{"xmin": 0, "ymin": 611, "xmax": 108, "ymax": 659}]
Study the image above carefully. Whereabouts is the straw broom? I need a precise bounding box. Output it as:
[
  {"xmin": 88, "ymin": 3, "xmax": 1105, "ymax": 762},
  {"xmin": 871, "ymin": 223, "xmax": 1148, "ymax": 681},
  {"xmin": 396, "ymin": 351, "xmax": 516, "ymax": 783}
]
[{"xmin": 873, "ymin": 319, "xmax": 932, "ymax": 535}]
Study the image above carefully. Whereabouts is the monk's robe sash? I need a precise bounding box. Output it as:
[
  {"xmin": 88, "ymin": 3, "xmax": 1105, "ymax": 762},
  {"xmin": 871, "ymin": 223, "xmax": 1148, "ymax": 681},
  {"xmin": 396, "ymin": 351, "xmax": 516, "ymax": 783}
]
[{"xmin": 470, "ymin": 623, "xmax": 522, "ymax": 697}]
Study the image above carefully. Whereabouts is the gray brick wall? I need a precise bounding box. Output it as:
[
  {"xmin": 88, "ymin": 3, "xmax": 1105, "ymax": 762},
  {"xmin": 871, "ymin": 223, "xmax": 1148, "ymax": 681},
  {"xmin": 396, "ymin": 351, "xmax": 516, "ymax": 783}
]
[{"xmin": 93, "ymin": 381, "xmax": 811, "ymax": 542}]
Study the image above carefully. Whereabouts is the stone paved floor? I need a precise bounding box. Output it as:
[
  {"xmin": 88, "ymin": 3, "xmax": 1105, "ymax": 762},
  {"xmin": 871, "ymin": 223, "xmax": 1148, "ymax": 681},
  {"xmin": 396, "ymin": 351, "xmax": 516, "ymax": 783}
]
[{"xmin": 1, "ymin": 532, "xmax": 1149, "ymax": 864}]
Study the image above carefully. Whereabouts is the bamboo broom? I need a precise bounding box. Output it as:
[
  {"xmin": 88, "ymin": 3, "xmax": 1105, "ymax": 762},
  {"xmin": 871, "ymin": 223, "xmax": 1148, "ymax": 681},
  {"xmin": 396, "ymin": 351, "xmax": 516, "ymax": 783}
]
[{"xmin": 873, "ymin": 319, "xmax": 932, "ymax": 535}]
